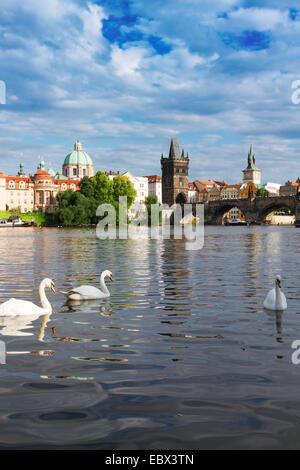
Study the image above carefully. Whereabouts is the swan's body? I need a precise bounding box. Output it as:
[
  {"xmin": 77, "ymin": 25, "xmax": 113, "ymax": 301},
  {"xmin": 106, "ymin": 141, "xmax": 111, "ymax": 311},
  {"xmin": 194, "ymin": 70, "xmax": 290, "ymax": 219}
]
[
  {"xmin": 61, "ymin": 270, "xmax": 113, "ymax": 300},
  {"xmin": 0, "ymin": 278, "xmax": 55, "ymax": 317},
  {"xmin": 263, "ymin": 275, "xmax": 287, "ymax": 311}
]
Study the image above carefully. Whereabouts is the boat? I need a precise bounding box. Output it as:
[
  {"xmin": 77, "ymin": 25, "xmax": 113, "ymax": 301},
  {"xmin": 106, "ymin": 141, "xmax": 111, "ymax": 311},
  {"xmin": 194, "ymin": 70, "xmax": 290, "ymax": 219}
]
[
  {"xmin": 295, "ymin": 220, "xmax": 300, "ymax": 228},
  {"xmin": 0, "ymin": 217, "xmax": 33, "ymax": 228},
  {"xmin": 224, "ymin": 218, "xmax": 247, "ymax": 226}
]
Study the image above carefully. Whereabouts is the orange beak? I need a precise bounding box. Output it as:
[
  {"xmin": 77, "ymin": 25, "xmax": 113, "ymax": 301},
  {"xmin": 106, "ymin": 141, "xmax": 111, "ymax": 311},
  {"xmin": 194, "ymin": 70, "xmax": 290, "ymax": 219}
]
[
  {"xmin": 51, "ymin": 284, "xmax": 56, "ymax": 293},
  {"xmin": 109, "ymin": 275, "xmax": 114, "ymax": 281}
]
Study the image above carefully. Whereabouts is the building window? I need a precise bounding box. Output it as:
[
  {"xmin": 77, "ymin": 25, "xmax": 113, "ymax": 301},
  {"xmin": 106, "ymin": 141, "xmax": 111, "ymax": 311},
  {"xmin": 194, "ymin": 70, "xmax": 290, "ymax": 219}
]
[
  {"xmin": 70, "ymin": 184, "xmax": 75, "ymax": 190},
  {"xmin": 83, "ymin": 169, "xmax": 86, "ymax": 176},
  {"xmin": 61, "ymin": 183, "xmax": 67, "ymax": 191},
  {"xmin": 38, "ymin": 192, "xmax": 43, "ymax": 204},
  {"xmin": 73, "ymin": 168, "xmax": 77, "ymax": 176},
  {"xmin": 8, "ymin": 181, "xmax": 15, "ymax": 189},
  {"xmin": 19, "ymin": 181, "xmax": 25, "ymax": 189}
]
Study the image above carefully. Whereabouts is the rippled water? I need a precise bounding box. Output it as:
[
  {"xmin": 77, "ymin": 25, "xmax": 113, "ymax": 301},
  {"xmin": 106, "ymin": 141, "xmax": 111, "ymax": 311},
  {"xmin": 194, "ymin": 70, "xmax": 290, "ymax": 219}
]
[{"xmin": 0, "ymin": 226, "xmax": 300, "ymax": 449}]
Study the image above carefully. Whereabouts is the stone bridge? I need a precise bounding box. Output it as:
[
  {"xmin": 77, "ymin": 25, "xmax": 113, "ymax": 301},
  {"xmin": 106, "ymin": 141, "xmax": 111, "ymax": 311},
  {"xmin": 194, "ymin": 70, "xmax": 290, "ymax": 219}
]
[{"xmin": 193, "ymin": 195, "xmax": 300, "ymax": 225}]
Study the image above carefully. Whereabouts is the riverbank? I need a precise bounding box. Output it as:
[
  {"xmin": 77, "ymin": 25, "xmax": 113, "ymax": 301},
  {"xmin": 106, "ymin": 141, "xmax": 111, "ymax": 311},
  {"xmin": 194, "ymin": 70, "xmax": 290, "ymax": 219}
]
[{"xmin": 0, "ymin": 211, "xmax": 46, "ymax": 227}]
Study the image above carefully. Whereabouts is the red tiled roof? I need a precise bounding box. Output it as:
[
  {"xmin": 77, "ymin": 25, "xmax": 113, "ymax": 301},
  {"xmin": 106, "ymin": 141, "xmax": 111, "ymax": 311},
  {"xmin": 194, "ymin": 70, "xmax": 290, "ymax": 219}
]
[
  {"xmin": 223, "ymin": 184, "xmax": 241, "ymax": 190},
  {"xmin": 34, "ymin": 170, "xmax": 51, "ymax": 180}
]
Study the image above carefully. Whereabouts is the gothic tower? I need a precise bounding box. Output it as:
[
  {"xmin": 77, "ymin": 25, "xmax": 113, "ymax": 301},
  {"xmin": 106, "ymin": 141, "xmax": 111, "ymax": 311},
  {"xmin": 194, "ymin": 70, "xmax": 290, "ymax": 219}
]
[
  {"xmin": 242, "ymin": 145, "xmax": 261, "ymax": 185},
  {"xmin": 161, "ymin": 137, "xmax": 189, "ymax": 206}
]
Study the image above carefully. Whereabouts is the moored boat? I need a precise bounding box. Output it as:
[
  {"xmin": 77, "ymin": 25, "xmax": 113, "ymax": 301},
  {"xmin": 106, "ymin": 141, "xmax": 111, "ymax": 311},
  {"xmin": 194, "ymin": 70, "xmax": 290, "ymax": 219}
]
[{"xmin": 0, "ymin": 217, "xmax": 33, "ymax": 227}]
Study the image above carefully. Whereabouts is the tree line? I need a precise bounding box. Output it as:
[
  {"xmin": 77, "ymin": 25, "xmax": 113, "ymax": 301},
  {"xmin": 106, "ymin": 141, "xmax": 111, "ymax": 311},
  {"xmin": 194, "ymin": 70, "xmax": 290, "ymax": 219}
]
[{"xmin": 49, "ymin": 171, "xmax": 138, "ymax": 226}]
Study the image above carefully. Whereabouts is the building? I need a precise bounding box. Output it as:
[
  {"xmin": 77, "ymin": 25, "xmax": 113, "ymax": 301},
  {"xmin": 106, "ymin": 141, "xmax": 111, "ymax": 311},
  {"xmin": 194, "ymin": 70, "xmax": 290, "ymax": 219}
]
[
  {"xmin": 264, "ymin": 182, "xmax": 281, "ymax": 196},
  {"xmin": 242, "ymin": 145, "xmax": 261, "ymax": 185},
  {"xmin": 122, "ymin": 171, "xmax": 148, "ymax": 219},
  {"xmin": 62, "ymin": 141, "xmax": 94, "ymax": 180},
  {"xmin": 239, "ymin": 181, "xmax": 258, "ymax": 199},
  {"xmin": 279, "ymin": 181, "xmax": 299, "ymax": 197},
  {"xmin": 144, "ymin": 175, "xmax": 162, "ymax": 203},
  {"xmin": 0, "ymin": 143, "xmax": 86, "ymax": 213},
  {"xmin": 161, "ymin": 138, "xmax": 189, "ymax": 205},
  {"xmin": 194, "ymin": 180, "xmax": 216, "ymax": 194},
  {"xmin": 221, "ymin": 184, "xmax": 241, "ymax": 200},
  {"xmin": 188, "ymin": 182, "xmax": 198, "ymax": 203},
  {"xmin": 33, "ymin": 161, "xmax": 80, "ymax": 213}
]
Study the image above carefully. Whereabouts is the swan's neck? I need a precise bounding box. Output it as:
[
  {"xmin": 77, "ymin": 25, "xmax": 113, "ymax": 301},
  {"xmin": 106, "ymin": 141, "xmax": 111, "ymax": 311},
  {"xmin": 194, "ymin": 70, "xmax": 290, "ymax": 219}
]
[
  {"xmin": 100, "ymin": 274, "xmax": 109, "ymax": 295},
  {"xmin": 39, "ymin": 282, "xmax": 52, "ymax": 313}
]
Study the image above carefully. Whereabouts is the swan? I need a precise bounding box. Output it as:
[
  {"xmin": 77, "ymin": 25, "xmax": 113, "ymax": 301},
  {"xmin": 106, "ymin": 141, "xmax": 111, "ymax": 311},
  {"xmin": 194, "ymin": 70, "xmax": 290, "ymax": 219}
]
[
  {"xmin": 263, "ymin": 275, "xmax": 287, "ymax": 311},
  {"xmin": 0, "ymin": 278, "xmax": 55, "ymax": 317},
  {"xmin": 61, "ymin": 270, "xmax": 113, "ymax": 300}
]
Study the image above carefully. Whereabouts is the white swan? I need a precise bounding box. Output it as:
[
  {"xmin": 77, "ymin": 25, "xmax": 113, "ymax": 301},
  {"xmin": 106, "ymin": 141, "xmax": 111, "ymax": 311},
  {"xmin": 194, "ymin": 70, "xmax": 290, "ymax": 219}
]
[
  {"xmin": 263, "ymin": 275, "xmax": 287, "ymax": 311},
  {"xmin": 61, "ymin": 270, "xmax": 113, "ymax": 300},
  {"xmin": 0, "ymin": 278, "xmax": 55, "ymax": 317}
]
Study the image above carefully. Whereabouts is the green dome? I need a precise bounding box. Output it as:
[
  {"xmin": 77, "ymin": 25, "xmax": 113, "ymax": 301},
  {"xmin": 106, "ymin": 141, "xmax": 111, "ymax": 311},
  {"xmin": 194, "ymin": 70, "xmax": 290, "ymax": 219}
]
[{"xmin": 63, "ymin": 141, "xmax": 93, "ymax": 166}]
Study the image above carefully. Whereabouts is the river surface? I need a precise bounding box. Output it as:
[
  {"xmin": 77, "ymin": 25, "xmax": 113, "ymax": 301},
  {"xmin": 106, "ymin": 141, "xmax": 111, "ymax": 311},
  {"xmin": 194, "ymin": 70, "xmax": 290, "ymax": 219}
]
[{"xmin": 0, "ymin": 225, "xmax": 300, "ymax": 449}]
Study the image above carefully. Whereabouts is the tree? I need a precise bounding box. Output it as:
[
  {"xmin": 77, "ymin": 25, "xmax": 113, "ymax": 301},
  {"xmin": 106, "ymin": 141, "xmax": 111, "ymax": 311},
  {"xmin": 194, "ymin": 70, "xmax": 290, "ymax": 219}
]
[
  {"xmin": 256, "ymin": 188, "xmax": 269, "ymax": 197},
  {"xmin": 144, "ymin": 194, "xmax": 162, "ymax": 225},
  {"xmin": 54, "ymin": 173, "xmax": 137, "ymax": 226}
]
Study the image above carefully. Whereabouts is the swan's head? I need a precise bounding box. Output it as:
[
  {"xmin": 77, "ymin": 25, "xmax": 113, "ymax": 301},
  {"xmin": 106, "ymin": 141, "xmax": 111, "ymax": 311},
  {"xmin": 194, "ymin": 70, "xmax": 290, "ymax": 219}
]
[
  {"xmin": 275, "ymin": 275, "xmax": 282, "ymax": 289},
  {"xmin": 103, "ymin": 270, "xmax": 113, "ymax": 281},
  {"xmin": 43, "ymin": 278, "xmax": 56, "ymax": 292}
]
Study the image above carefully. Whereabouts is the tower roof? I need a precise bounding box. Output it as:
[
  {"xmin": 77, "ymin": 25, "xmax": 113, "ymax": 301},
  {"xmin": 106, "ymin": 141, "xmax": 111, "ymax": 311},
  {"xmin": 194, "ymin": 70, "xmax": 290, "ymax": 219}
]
[
  {"xmin": 168, "ymin": 138, "xmax": 181, "ymax": 159},
  {"xmin": 244, "ymin": 144, "xmax": 259, "ymax": 171}
]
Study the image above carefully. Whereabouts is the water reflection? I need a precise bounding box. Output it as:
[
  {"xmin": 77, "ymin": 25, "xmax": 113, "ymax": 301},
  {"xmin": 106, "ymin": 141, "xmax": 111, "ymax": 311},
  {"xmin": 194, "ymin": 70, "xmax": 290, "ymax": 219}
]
[{"xmin": 0, "ymin": 313, "xmax": 43, "ymax": 337}]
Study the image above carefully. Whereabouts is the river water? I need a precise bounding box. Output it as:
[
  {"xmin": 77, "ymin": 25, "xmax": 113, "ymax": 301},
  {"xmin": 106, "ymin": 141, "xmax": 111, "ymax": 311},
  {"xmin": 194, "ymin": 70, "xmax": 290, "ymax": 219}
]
[{"xmin": 0, "ymin": 225, "xmax": 300, "ymax": 449}]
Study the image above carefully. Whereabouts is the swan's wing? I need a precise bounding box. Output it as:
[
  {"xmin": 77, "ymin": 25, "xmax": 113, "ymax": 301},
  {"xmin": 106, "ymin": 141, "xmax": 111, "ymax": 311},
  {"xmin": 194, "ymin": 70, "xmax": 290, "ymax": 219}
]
[
  {"xmin": 280, "ymin": 292, "xmax": 288, "ymax": 310},
  {"xmin": 0, "ymin": 298, "xmax": 44, "ymax": 316},
  {"xmin": 66, "ymin": 285, "xmax": 107, "ymax": 300},
  {"xmin": 263, "ymin": 288, "xmax": 275, "ymax": 310}
]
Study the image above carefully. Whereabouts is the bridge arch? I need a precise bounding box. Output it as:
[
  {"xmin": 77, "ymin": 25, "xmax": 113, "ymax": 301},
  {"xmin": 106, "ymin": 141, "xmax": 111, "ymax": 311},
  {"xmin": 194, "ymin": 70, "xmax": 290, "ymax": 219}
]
[
  {"xmin": 256, "ymin": 197, "xmax": 296, "ymax": 223},
  {"xmin": 209, "ymin": 201, "xmax": 246, "ymax": 224}
]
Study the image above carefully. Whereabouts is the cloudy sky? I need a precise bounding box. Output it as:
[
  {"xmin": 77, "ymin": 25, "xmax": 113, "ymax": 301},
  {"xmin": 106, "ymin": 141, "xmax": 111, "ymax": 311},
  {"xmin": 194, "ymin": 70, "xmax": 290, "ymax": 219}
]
[{"xmin": 0, "ymin": 0, "xmax": 300, "ymax": 183}]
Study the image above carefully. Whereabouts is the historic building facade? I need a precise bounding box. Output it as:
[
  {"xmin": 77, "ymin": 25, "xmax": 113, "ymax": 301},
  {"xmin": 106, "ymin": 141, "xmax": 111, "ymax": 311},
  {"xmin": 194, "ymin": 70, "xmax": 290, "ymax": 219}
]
[
  {"xmin": 161, "ymin": 138, "xmax": 189, "ymax": 206},
  {"xmin": 0, "ymin": 142, "xmax": 88, "ymax": 213}
]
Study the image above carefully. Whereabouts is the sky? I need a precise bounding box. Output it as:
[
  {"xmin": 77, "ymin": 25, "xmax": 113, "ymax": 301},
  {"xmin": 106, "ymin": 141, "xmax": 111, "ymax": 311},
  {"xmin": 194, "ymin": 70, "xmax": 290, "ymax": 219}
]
[{"xmin": 0, "ymin": 0, "xmax": 300, "ymax": 183}]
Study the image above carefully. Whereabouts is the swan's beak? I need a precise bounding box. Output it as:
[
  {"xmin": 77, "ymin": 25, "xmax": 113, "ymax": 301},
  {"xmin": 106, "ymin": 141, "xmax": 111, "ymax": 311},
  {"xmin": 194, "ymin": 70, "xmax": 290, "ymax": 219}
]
[
  {"xmin": 109, "ymin": 275, "xmax": 114, "ymax": 282},
  {"xmin": 277, "ymin": 280, "xmax": 282, "ymax": 289},
  {"xmin": 51, "ymin": 284, "xmax": 56, "ymax": 293}
]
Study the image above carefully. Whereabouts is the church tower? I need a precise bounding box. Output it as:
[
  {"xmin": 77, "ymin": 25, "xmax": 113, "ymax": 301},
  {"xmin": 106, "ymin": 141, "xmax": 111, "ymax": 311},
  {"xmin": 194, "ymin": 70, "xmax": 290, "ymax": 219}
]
[
  {"xmin": 242, "ymin": 145, "xmax": 261, "ymax": 185},
  {"xmin": 161, "ymin": 137, "xmax": 189, "ymax": 206}
]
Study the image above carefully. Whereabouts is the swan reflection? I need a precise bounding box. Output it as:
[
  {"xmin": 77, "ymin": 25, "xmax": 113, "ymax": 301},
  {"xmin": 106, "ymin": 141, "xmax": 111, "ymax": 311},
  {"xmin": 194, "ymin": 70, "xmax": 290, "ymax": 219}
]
[
  {"xmin": 0, "ymin": 311, "xmax": 52, "ymax": 341},
  {"xmin": 264, "ymin": 308, "xmax": 284, "ymax": 339}
]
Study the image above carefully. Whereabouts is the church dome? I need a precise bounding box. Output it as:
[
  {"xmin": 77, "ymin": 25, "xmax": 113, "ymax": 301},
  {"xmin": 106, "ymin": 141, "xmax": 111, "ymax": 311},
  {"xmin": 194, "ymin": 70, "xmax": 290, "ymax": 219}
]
[
  {"xmin": 63, "ymin": 141, "xmax": 93, "ymax": 166},
  {"xmin": 34, "ymin": 169, "xmax": 51, "ymax": 180}
]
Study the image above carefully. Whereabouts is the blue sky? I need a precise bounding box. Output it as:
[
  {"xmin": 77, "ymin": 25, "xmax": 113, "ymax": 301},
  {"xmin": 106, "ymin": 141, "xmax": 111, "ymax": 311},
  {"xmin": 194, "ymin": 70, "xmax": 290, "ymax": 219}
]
[{"xmin": 0, "ymin": 0, "xmax": 300, "ymax": 183}]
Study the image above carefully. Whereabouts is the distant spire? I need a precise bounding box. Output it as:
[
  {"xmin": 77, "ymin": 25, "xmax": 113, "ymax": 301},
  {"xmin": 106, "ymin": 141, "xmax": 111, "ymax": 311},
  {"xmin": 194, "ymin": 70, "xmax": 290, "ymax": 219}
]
[
  {"xmin": 168, "ymin": 137, "xmax": 181, "ymax": 160},
  {"xmin": 181, "ymin": 149, "xmax": 185, "ymax": 159}
]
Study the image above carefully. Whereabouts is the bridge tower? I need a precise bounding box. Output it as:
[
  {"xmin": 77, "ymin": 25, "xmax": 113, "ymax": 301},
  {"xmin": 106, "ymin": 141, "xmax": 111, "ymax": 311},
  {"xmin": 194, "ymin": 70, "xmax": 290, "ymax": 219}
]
[
  {"xmin": 242, "ymin": 145, "xmax": 261, "ymax": 185},
  {"xmin": 161, "ymin": 138, "xmax": 189, "ymax": 206}
]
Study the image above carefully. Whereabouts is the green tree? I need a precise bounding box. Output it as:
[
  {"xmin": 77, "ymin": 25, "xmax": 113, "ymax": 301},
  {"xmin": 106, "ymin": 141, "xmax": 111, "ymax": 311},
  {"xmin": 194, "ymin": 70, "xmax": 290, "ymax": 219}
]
[
  {"xmin": 144, "ymin": 194, "xmax": 162, "ymax": 225},
  {"xmin": 111, "ymin": 174, "xmax": 137, "ymax": 218},
  {"xmin": 256, "ymin": 188, "xmax": 269, "ymax": 197},
  {"xmin": 53, "ymin": 172, "xmax": 137, "ymax": 226}
]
